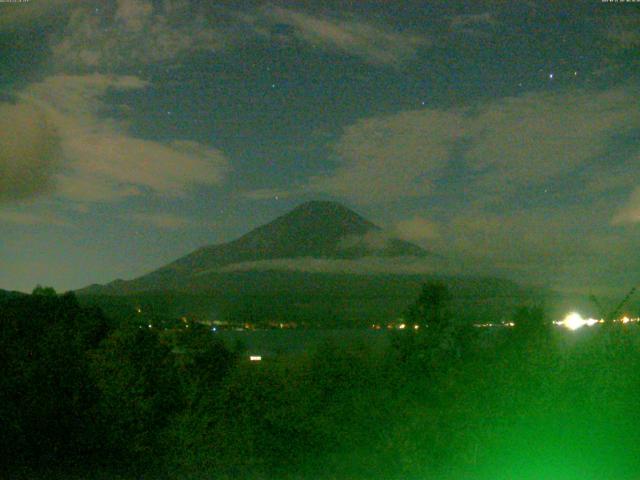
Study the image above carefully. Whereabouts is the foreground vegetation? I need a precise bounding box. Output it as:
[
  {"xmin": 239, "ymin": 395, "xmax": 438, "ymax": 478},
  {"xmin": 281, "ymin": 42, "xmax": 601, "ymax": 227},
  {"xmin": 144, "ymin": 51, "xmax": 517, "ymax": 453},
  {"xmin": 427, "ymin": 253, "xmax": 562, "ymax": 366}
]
[{"xmin": 1, "ymin": 288, "xmax": 640, "ymax": 479}]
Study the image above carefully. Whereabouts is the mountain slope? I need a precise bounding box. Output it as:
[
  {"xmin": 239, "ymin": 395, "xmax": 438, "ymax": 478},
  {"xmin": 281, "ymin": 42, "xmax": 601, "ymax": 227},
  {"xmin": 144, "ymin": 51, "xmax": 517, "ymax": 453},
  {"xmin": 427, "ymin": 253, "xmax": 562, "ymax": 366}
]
[
  {"xmin": 162, "ymin": 200, "xmax": 426, "ymax": 270},
  {"xmin": 81, "ymin": 201, "xmax": 430, "ymax": 294}
]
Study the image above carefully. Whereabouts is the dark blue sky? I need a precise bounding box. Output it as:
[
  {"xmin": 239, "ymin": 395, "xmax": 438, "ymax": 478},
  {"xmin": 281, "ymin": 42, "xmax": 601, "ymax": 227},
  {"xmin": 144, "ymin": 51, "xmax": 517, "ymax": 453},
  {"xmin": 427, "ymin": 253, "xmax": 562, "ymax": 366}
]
[{"xmin": 0, "ymin": 0, "xmax": 639, "ymax": 294}]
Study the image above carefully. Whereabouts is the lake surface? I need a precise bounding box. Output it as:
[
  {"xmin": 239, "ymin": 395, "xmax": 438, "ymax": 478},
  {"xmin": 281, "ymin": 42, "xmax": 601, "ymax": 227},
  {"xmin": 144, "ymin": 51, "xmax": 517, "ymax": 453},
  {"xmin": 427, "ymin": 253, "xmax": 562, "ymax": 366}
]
[
  {"xmin": 215, "ymin": 328, "xmax": 392, "ymax": 357},
  {"xmin": 215, "ymin": 324, "xmax": 638, "ymax": 358}
]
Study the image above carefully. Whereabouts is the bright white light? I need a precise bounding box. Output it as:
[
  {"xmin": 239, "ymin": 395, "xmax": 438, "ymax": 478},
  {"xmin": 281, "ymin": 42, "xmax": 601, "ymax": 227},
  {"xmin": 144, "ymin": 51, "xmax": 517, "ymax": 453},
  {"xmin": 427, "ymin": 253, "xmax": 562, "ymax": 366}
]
[
  {"xmin": 557, "ymin": 312, "xmax": 584, "ymax": 330},
  {"xmin": 249, "ymin": 355, "xmax": 262, "ymax": 362},
  {"xmin": 556, "ymin": 312, "xmax": 599, "ymax": 331}
]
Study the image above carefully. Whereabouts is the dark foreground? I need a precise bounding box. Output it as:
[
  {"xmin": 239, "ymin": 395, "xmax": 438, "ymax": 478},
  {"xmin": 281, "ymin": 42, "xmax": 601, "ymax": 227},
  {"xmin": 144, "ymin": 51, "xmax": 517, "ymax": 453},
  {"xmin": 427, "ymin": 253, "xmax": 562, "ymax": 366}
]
[{"xmin": 2, "ymin": 292, "xmax": 640, "ymax": 480}]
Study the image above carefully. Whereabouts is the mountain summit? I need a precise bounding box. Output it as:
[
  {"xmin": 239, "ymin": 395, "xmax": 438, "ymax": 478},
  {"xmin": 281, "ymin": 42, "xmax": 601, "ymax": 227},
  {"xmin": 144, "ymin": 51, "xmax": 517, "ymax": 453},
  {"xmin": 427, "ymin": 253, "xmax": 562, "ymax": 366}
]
[
  {"xmin": 81, "ymin": 201, "xmax": 429, "ymax": 294},
  {"xmin": 150, "ymin": 200, "xmax": 427, "ymax": 276}
]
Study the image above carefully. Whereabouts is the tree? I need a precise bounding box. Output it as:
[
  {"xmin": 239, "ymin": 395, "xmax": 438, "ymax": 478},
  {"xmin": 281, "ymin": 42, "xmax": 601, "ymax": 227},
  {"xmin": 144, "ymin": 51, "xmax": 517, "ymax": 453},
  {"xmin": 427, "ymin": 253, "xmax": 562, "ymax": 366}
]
[
  {"xmin": 31, "ymin": 284, "xmax": 57, "ymax": 297},
  {"xmin": 409, "ymin": 281, "xmax": 451, "ymax": 330},
  {"xmin": 512, "ymin": 305, "xmax": 547, "ymax": 335},
  {"xmin": 172, "ymin": 322, "xmax": 237, "ymax": 406},
  {"xmin": 394, "ymin": 282, "xmax": 460, "ymax": 372},
  {"xmin": 0, "ymin": 292, "xmax": 109, "ymax": 468},
  {"xmin": 89, "ymin": 324, "xmax": 180, "ymax": 466}
]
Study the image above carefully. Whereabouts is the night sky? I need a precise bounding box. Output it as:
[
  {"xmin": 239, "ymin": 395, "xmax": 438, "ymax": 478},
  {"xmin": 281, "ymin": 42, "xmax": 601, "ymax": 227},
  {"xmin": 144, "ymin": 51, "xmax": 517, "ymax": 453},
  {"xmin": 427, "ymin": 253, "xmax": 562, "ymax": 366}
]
[{"xmin": 1, "ymin": 0, "xmax": 639, "ymax": 294}]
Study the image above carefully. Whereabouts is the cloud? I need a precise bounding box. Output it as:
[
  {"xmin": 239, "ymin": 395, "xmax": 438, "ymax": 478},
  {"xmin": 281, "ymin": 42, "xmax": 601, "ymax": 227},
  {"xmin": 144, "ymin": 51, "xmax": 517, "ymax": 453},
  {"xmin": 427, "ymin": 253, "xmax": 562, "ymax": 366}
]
[
  {"xmin": 48, "ymin": 2, "xmax": 425, "ymax": 70},
  {"xmin": 0, "ymin": 209, "xmax": 70, "ymax": 227},
  {"xmin": 129, "ymin": 212, "xmax": 193, "ymax": 229},
  {"xmin": 214, "ymin": 256, "xmax": 444, "ymax": 276},
  {"xmin": 444, "ymin": 209, "xmax": 581, "ymax": 268},
  {"xmin": 395, "ymin": 216, "xmax": 440, "ymax": 243},
  {"xmin": 0, "ymin": 0, "xmax": 74, "ymax": 33},
  {"xmin": 0, "ymin": 103, "xmax": 62, "ymax": 203},
  {"xmin": 464, "ymin": 90, "xmax": 639, "ymax": 196},
  {"xmin": 114, "ymin": 0, "xmax": 153, "ymax": 32},
  {"xmin": 13, "ymin": 74, "xmax": 229, "ymax": 202},
  {"xmin": 449, "ymin": 12, "xmax": 497, "ymax": 36},
  {"xmin": 51, "ymin": 0, "xmax": 230, "ymax": 70},
  {"xmin": 306, "ymin": 109, "xmax": 464, "ymax": 203},
  {"xmin": 423, "ymin": 203, "xmax": 640, "ymax": 295},
  {"xmin": 245, "ymin": 5, "xmax": 427, "ymax": 67},
  {"xmin": 612, "ymin": 187, "xmax": 640, "ymax": 225},
  {"xmin": 300, "ymin": 88, "xmax": 640, "ymax": 204}
]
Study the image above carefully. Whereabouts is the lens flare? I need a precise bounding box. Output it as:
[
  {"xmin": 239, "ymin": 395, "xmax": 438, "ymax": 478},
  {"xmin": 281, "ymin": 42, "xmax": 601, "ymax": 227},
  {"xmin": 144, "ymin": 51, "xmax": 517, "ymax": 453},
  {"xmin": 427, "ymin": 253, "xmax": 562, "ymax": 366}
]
[{"xmin": 555, "ymin": 312, "xmax": 599, "ymax": 331}]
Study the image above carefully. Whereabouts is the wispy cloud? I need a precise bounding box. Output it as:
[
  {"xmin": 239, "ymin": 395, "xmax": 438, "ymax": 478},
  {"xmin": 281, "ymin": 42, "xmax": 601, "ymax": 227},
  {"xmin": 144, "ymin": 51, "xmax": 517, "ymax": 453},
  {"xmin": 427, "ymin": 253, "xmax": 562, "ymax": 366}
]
[
  {"xmin": 0, "ymin": 103, "xmax": 62, "ymax": 203},
  {"xmin": 215, "ymin": 256, "xmax": 446, "ymax": 276},
  {"xmin": 46, "ymin": 1, "xmax": 425, "ymax": 71},
  {"xmin": 51, "ymin": 0, "xmax": 230, "ymax": 70},
  {"xmin": 395, "ymin": 216, "xmax": 440, "ymax": 243},
  {"xmin": 612, "ymin": 187, "xmax": 640, "ymax": 225},
  {"xmin": 448, "ymin": 12, "xmax": 497, "ymax": 37},
  {"xmin": 0, "ymin": 209, "xmax": 70, "ymax": 227},
  {"xmin": 305, "ymin": 109, "xmax": 464, "ymax": 203},
  {"xmin": 0, "ymin": 0, "xmax": 74, "ymax": 33},
  {"xmin": 244, "ymin": 4, "xmax": 427, "ymax": 67},
  {"xmin": 8, "ymin": 74, "xmax": 230, "ymax": 203},
  {"xmin": 298, "ymin": 88, "xmax": 640, "ymax": 204},
  {"xmin": 129, "ymin": 212, "xmax": 193, "ymax": 230}
]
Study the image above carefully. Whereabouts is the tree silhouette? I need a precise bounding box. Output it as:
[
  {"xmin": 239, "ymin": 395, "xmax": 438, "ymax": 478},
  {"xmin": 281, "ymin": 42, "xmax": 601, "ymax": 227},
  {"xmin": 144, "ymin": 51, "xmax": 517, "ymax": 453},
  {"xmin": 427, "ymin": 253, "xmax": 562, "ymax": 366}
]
[
  {"xmin": 513, "ymin": 305, "xmax": 546, "ymax": 334},
  {"xmin": 31, "ymin": 284, "xmax": 57, "ymax": 297},
  {"xmin": 411, "ymin": 281, "xmax": 451, "ymax": 330}
]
